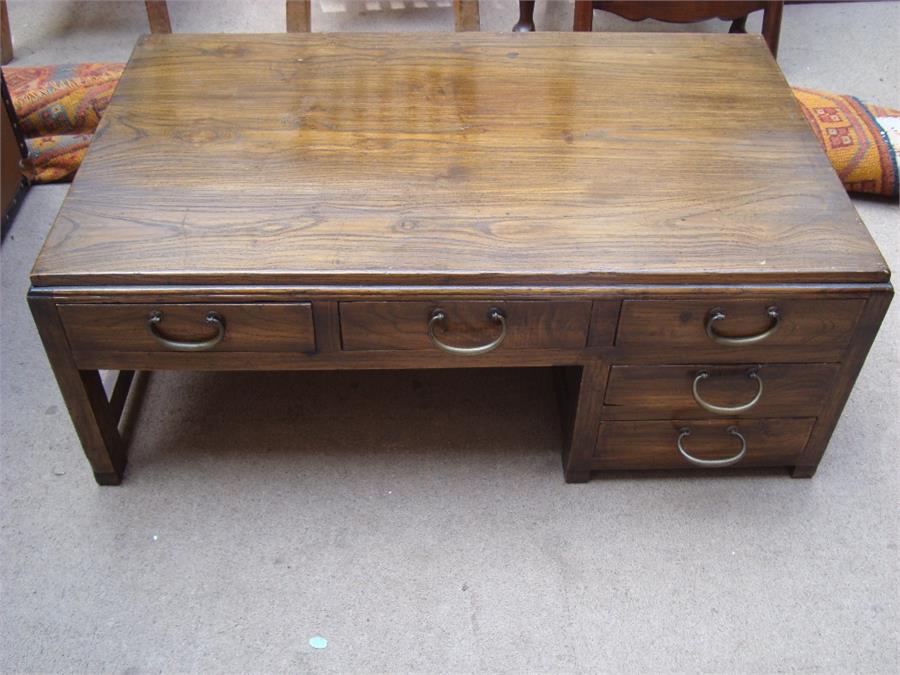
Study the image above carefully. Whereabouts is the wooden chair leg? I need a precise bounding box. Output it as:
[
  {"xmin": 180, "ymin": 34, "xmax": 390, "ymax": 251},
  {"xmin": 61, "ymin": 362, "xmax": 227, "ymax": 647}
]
[
  {"xmin": 453, "ymin": 0, "xmax": 480, "ymax": 31},
  {"xmin": 761, "ymin": 0, "xmax": 783, "ymax": 58},
  {"xmin": 286, "ymin": 0, "xmax": 311, "ymax": 33},
  {"xmin": 1, "ymin": 1, "xmax": 12, "ymax": 65},
  {"xmin": 574, "ymin": 0, "xmax": 593, "ymax": 31},
  {"xmin": 145, "ymin": 0, "xmax": 172, "ymax": 33},
  {"xmin": 513, "ymin": 1, "xmax": 536, "ymax": 32}
]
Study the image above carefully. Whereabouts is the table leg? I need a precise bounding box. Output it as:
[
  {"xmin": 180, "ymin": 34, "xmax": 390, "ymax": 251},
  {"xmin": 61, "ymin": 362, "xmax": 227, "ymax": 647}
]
[
  {"xmin": 791, "ymin": 465, "xmax": 816, "ymax": 479},
  {"xmin": 29, "ymin": 296, "xmax": 127, "ymax": 485},
  {"xmin": 561, "ymin": 362, "xmax": 607, "ymax": 483}
]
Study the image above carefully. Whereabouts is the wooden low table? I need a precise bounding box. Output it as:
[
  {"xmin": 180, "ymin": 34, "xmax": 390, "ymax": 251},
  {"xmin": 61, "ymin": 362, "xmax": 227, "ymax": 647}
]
[{"xmin": 29, "ymin": 33, "xmax": 891, "ymax": 485}]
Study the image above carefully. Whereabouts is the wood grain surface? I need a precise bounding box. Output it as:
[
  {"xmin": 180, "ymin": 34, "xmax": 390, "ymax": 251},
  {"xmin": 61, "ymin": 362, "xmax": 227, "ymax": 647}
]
[{"xmin": 30, "ymin": 32, "xmax": 888, "ymax": 288}]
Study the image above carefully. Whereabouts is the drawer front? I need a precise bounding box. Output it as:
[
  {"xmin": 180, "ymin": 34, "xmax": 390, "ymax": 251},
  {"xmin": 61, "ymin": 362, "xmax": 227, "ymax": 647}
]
[
  {"xmin": 602, "ymin": 364, "xmax": 838, "ymax": 420},
  {"xmin": 59, "ymin": 303, "xmax": 316, "ymax": 353},
  {"xmin": 616, "ymin": 298, "xmax": 864, "ymax": 362},
  {"xmin": 339, "ymin": 301, "xmax": 592, "ymax": 352},
  {"xmin": 593, "ymin": 419, "xmax": 815, "ymax": 470}
]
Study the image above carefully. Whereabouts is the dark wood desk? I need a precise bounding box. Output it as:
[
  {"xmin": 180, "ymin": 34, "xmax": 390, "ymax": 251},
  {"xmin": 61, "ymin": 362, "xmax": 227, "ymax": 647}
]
[{"xmin": 29, "ymin": 33, "xmax": 891, "ymax": 484}]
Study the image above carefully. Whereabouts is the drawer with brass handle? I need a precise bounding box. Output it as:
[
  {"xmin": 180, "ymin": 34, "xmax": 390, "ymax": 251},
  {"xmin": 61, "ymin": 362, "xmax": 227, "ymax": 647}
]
[
  {"xmin": 601, "ymin": 364, "xmax": 839, "ymax": 420},
  {"xmin": 592, "ymin": 419, "xmax": 816, "ymax": 471},
  {"xmin": 615, "ymin": 299, "xmax": 865, "ymax": 362},
  {"xmin": 59, "ymin": 303, "xmax": 316, "ymax": 354},
  {"xmin": 338, "ymin": 301, "xmax": 592, "ymax": 352}
]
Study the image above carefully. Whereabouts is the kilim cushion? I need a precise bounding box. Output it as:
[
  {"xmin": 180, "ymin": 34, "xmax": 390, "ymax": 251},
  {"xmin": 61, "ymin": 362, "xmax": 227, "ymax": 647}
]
[
  {"xmin": 23, "ymin": 134, "xmax": 93, "ymax": 184},
  {"xmin": 3, "ymin": 63, "xmax": 123, "ymax": 136},
  {"xmin": 3, "ymin": 63, "xmax": 123, "ymax": 183},
  {"xmin": 793, "ymin": 88, "xmax": 899, "ymax": 198}
]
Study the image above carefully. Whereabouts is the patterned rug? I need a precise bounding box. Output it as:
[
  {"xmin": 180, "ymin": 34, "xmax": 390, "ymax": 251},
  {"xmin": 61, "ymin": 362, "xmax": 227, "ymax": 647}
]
[{"xmin": 2, "ymin": 62, "xmax": 898, "ymax": 199}]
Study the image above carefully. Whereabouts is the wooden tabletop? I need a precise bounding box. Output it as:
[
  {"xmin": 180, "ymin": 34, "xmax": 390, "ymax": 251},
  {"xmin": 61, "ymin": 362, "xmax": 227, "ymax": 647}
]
[{"xmin": 31, "ymin": 33, "xmax": 889, "ymax": 288}]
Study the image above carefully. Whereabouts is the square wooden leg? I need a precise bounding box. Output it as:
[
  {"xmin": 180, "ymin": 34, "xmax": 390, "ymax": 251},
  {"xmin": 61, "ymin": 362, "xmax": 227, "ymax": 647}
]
[
  {"xmin": 792, "ymin": 465, "xmax": 817, "ymax": 479},
  {"xmin": 29, "ymin": 296, "xmax": 127, "ymax": 485},
  {"xmin": 564, "ymin": 468, "xmax": 592, "ymax": 484}
]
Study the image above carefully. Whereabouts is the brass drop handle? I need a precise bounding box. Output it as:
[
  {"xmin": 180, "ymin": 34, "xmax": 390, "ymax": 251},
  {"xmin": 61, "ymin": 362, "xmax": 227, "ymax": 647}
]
[
  {"xmin": 147, "ymin": 311, "xmax": 225, "ymax": 351},
  {"xmin": 677, "ymin": 426, "xmax": 748, "ymax": 468},
  {"xmin": 706, "ymin": 306, "xmax": 780, "ymax": 345},
  {"xmin": 428, "ymin": 307, "xmax": 507, "ymax": 356},
  {"xmin": 691, "ymin": 370, "xmax": 763, "ymax": 415}
]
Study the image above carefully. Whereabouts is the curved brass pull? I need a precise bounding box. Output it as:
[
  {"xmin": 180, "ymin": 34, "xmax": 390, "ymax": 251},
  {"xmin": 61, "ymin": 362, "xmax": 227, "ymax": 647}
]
[
  {"xmin": 691, "ymin": 370, "xmax": 763, "ymax": 415},
  {"xmin": 428, "ymin": 307, "xmax": 507, "ymax": 356},
  {"xmin": 677, "ymin": 426, "xmax": 747, "ymax": 468},
  {"xmin": 706, "ymin": 306, "xmax": 780, "ymax": 345},
  {"xmin": 147, "ymin": 311, "xmax": 225, "ymax": 351}
]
